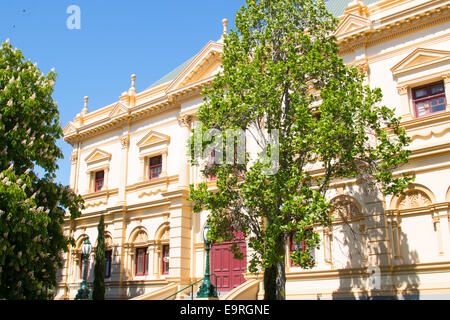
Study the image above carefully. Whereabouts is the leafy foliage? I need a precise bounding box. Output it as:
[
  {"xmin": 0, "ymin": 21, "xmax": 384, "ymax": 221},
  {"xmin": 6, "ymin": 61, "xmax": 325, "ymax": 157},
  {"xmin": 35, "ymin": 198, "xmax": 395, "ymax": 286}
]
[
  {"xmin": 189, "ymin": 0, "xmax": 412, "ymax": 299},
  {"xmin": 93, "ymin": 215, "xmax": 105, "ymax": 300},
  {"xmin": 0, "ymin": 40, "xmax": 84, "ymax": 299}
]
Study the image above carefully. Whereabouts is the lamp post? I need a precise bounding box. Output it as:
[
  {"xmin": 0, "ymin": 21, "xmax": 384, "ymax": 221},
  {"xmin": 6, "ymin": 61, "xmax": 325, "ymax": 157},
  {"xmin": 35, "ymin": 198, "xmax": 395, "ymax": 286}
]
[
  {"xmin": 75, "ymin": 237, "xmax": 92, "ymax": 300},
  {"xmin": 197, "ymin": 222, "xmax": 218, "ymax": 299}
]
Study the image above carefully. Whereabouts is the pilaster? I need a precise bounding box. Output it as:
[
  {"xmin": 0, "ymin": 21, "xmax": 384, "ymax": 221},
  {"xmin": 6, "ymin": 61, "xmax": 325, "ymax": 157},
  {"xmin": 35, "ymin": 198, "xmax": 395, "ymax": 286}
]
[{"xmin": 163, "ymin": 190, "xmax": 192, "ymax": 285}]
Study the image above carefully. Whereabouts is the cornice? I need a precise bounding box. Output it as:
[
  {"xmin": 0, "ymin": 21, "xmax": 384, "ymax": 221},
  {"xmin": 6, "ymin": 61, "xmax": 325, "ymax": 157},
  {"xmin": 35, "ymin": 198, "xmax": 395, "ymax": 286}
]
[{"xmin": 338, "ymin": 1, "xmax": 450, "ymax": 55}]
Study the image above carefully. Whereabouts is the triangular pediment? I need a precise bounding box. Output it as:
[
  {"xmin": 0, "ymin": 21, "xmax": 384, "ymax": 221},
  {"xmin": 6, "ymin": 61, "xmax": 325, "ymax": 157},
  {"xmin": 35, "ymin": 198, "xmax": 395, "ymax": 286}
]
[
  {"xmin": 63, "ymin": 122, "xmax": 77, "ymax": 136},
  {"xmin": 137, "ymin": 130, "xmax": 170, "ymax": 150},
  {"xmin": 85, "ymin": 148, "xmax": 111, "ymax": 164},
  {"xmin": 391, "ymin": 48, "xmax": 450, "ymax": 76},
  {"xmin": 165, "ymin": 41, "xmax": 223, "ymax": 93},
  {"xmin": 334, "ymin": 14, "xmax": 370, "ymax": 38},
  {"xmin": 108, "ymin": 102, "xmax": 129, "ymax": 118}
]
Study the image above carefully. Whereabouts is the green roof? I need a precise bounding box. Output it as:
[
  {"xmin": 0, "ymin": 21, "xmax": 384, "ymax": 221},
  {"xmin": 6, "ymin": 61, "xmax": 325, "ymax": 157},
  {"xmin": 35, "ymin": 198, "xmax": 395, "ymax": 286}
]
[
  {"xmin": 147, "ymin": 0, "xmax": 381, "ymax": 90},
  {"xmin": 325, "ymin": 0, "xmax": 381, "ymax": 17},
  {"xmin": 146, "ymin": 57, "xmax": 194, "ymax": 90}
]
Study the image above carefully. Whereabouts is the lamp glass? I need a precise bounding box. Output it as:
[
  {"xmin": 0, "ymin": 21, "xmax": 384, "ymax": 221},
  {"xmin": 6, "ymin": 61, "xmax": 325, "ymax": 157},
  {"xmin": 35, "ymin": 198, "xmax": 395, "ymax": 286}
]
[{"xmin": 81, "ymin": 238, "xmax": 92, "ymax": 255}]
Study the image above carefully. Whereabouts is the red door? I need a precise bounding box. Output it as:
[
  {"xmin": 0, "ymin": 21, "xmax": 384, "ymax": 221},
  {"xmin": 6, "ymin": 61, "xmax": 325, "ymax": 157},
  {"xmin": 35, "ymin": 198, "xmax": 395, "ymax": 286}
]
[{"xmin": 211, "ymin": 233, "xmax": 247, "ymax": 292}]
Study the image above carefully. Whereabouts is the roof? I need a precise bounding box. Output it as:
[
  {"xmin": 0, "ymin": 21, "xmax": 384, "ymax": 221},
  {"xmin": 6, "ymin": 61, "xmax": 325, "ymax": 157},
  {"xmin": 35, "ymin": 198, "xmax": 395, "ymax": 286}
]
[
  {"xmin": 325, "ymin": 0, "xmax": 380, "ymax": 17},
  {"xmin": 146, "ymin": 0, "xmax": 381, "ymax": 89}
]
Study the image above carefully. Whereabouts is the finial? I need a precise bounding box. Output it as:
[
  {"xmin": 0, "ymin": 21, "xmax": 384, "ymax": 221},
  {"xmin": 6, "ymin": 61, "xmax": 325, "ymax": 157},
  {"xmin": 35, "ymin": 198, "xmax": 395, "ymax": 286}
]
[
  {"xmin": 81, "ymin": 96, "xmax": 88, "ymax": 115},
  {"xmin": 131, "ymin": 74, "xmax": 136, "ymax": 88},
  {"xmin": 222, "ymin": 18, "xmax": 228, "ymax": 35}
]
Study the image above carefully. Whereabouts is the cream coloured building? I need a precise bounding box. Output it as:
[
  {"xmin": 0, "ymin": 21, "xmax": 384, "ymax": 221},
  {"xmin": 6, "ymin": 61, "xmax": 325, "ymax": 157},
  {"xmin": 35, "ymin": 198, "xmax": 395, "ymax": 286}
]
[{"xmin": 56, "ymin": 0, "xmax": 450, "ymax": 300}]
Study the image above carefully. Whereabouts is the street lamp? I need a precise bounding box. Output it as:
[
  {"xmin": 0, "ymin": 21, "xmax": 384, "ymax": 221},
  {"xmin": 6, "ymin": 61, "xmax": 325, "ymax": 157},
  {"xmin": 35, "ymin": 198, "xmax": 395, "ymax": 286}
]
[
  {"xmin": 197, "ymin": 222, "xmax": 218, "ymax": 299},
  {"xmin": 75, "ymin": 237, "xmax": 92, "ymax": 300}
]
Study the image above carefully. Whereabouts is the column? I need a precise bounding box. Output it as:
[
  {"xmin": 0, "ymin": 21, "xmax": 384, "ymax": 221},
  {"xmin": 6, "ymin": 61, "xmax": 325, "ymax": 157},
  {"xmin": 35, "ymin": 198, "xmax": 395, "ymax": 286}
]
[
  {"xmin": 361, "ymin": 182, "xmax": 394, "ymax": 297},
  {"xmin": 118, "ymin": 132, "xmax": 130, "ymax": 205},
  {"xmin": 69, "ymin": 148, "xmax": 78, "ymax": 190},
  {"xmin": 397, "ymin": 86, "xmax": 413, "ymax": 121},
  {"xmin": 163, "ymin": 190, "xmax": 192, "ymax": 285},
  {"xmin": 177, "ymin": 114, "xmax": 192, "ymax": 189}
]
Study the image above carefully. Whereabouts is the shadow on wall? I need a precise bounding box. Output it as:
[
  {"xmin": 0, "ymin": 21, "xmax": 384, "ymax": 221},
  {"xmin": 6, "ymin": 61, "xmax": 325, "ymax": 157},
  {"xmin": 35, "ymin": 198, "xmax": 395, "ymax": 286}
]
[{"xmin": 331, "ymin": 182, "xmax": 420, "ymax": 300}]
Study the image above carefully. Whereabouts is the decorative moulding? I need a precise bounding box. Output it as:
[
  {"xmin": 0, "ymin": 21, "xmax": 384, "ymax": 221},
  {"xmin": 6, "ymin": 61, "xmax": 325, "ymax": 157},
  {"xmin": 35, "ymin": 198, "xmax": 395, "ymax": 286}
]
[
  {"xmin": 136, "ymin": 130, "xmax": 170, "ymax": 151},
  {"xmin": 84, "ymin": 148, "xmax": 112, "ymax": 164},
  {"xmin": 391, "ymin": 48, "xmax": 450, "ymax": 77},
  {"xmin": 334, "ymin": 14, "xmax": 371, "ymax": 39},
  {"xmin": 108, "ymin": 102, "xmax": 129, "ymax": 118},
  {"xmin": 63, "ymin": 122, "xmax": 78, "ymax": 136},
  {"xmin": 165, "ymin": 40, "xmax": 223, "ymax": 94}
]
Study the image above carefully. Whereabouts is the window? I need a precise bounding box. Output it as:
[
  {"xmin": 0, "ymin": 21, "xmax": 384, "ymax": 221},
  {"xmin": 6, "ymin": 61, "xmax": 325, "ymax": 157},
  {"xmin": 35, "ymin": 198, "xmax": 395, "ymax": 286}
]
[
  {"xmin": 105, "ymin": 250, "xmax": 112, "ymax": 278},
  {"xmin": 94, "ymin": 170, "xmax": 104, "ymax": 192},
  {"xmin": 162, "ymin": 245, "xmax": 169, "ymax": 275},
  {"xmin": 289, "ymin": 231, "xmax": 315, "ymax": 267},
  {"xmin": 149, "ymin": 155, "xmax": 162, "ymax": 180},
  {"xmin": 412, "ymin": 81, "xmax": 446, "ymax": 117},
  {"xmin": 135, "ymin": 248, "xmax": 148, "ymax": 276}
]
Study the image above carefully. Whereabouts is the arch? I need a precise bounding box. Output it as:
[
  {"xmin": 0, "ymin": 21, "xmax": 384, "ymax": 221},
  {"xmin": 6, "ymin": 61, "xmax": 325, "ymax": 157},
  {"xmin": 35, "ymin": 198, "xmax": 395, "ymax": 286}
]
[
  {"xmin": 75, "ymin": 234, "xmax": 89, "ymax": 249},
  {"xmin": 128, "ymin": 227, "xmax": 149, "ymax": 245},
  {"xmin": 154, "ymin": 222, "xmax": 170, "ymax": 242},
  {"xmin": 329, "ymin": 195, "xmax": 363, "ymax": 221},
  {"xmin": 94, "ymin": 232, "xmax": 113, "ymax": 248},
  {"xmin": 389, "ymin": 184, "xmax": 435, "ymax": 210}
]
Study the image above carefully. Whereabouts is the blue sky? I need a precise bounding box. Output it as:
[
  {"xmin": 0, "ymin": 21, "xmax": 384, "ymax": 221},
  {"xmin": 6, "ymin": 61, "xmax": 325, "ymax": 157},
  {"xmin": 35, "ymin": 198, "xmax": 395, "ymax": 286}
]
[{"xmin": 0, "ymin": 0, "xmax": 243, "ymax": 186}]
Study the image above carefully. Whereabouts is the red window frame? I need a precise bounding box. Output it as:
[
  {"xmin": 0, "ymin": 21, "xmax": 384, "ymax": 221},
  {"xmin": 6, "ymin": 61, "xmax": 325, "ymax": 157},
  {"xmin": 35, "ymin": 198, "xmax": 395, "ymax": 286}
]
[
  {"xmin": 289, "ymin": 230, "xmax": 314, "ymax": 267},
  {"xmin": 94, "ymin": 170, "xmax": 104, "ymax": 192},
  {"xmin": 135, "ymin": 247, "xmax": 148, "ymax": 276},
  {"xmin": 161, "ymin": 245, "xmax": 169, "ymax": 275},
  {"xmin": 105, "ymin": 250, "xmax": 112, "ymax": 278},
  {"xmin": 149, "ymin": 155, "xmax": 162, "ymax": 180},
  {"xmin": 412, "ymin": 81, "xmax": 446, "ymax": 118}
]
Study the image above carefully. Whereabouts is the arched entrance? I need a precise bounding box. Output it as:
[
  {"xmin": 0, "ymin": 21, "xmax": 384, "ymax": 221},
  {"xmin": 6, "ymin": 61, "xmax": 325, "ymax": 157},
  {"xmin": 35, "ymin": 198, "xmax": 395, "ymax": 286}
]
[{"xmin": 210, "ymin": 232, "xmax": 247, "ymax": 292}]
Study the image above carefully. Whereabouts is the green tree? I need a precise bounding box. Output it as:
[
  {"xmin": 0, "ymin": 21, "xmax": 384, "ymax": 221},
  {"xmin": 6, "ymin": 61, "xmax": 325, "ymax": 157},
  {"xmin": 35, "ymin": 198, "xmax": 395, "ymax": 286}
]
[
  {"xmin": 0, "ymin": 40, "xmax": 84, "ymax": 299},
  {"xmin": 93, "ymin": 215, "xmax": 105, "ymax": 300},
  {"xmin": 188, "ymin": 0, "xmax": 412, "ymax": 300}
]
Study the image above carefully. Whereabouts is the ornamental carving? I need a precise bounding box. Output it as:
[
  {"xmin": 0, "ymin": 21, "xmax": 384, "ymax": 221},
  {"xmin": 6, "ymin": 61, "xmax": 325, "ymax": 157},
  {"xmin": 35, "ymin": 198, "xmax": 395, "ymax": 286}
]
[
  {"xmin": 105, "ymin": 236, "xmax": 113, "ymax": 248},
  {"xmin": 329, "ymin": 195, "xmax": 362, "ymax": 221},
  {"xmin": 177, "ymin": 114, "xmax": 192, "ymax": 127},
  {"xmin": 120, "ymin": 134, "xmax": 130, "ymax": 149},
  {"xmin": 70, "ymin": 152, "xmax": 78, "ymax": 164},
  {"xmin": 356, "ymin": 62, "xmax": 369, "ymax": 77},
  {"xmin": 397, "ymin": 86, "xmax": 408, "ymax": 95},
  {"xmin": 134, "ymin": 230, "xmax": 148, "ymax": 244},
  {"xmin": 398, "ymin": 190, "xmax": 431, "ymax": 209}
]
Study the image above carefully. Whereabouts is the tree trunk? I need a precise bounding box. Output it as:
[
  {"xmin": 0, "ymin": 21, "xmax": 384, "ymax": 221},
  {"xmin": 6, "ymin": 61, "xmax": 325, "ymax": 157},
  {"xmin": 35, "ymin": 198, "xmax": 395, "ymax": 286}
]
[{"xmin": 264, "ymin": 236, "xmax": 287, "ymax": 300}]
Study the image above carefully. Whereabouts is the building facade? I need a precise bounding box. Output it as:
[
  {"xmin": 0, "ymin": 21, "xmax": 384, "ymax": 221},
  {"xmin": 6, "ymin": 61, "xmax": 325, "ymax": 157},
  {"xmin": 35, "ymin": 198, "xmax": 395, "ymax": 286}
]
[{"xmin": 56, "ymin": 0, "xmax": 450, "ymax": 300}]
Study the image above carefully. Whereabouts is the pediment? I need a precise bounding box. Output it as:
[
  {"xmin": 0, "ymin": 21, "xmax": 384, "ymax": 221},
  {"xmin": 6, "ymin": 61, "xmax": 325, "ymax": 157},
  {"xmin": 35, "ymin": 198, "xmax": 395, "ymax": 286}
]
[
  {"xmin": 334, "ymin": 14, "xmax": 370, "ymax": 38},
  {"xmin": 85, "ymin": 148, "xmax": 112, "ymax": 164},
  {"xmin": 137, "ymin": 130, "xmax": 170, "ymax": 150},
  {"xmin": 391, "ymin": 48, "xmax": 450, "ymax": 76},
  {"xmin": 63, "ymin": 122, "xmax": 77, "ymax": 136},
  {"xmin": 165, "ymin": 41, "xmax": 223, "ymax": 93},
  {"xmin": 108, "ymin": 102, "xmax": 129, "ymax": 118}
]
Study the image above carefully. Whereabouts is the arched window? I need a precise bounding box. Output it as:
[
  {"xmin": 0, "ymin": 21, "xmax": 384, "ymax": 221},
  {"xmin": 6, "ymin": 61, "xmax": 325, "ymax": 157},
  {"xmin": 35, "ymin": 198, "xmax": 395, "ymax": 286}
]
[{"xmin": 132, "ymin": 229, "xmax": 149, "ymax": 277}]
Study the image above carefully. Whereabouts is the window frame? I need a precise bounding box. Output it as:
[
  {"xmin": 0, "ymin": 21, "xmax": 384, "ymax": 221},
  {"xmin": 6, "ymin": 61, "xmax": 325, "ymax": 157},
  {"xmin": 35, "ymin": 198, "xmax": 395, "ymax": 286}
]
[
  {"xmin": 412, "ymin": 81, "xmax": 446, "ymax": 118},
  {"xmin": 105, "ymin": 249, "xmax": 112, "ymax": 279},
  {"xmin": 135, "ymin": 247, "xmax": 148, "ymax": 276},
  {"xmin": 94, "ymin": 170, "xmax": 105, "ymax": 192},
  {"xmin": 148, "ymin": 155, "xmax": 163, "ymax": 180},
  {"xmin": 288, "ymin": 230, "xmax": 315, "ymax": 268},
  {"xmin": 161, "ymin": 244, "xmax": 170, "ymax": 275}
]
